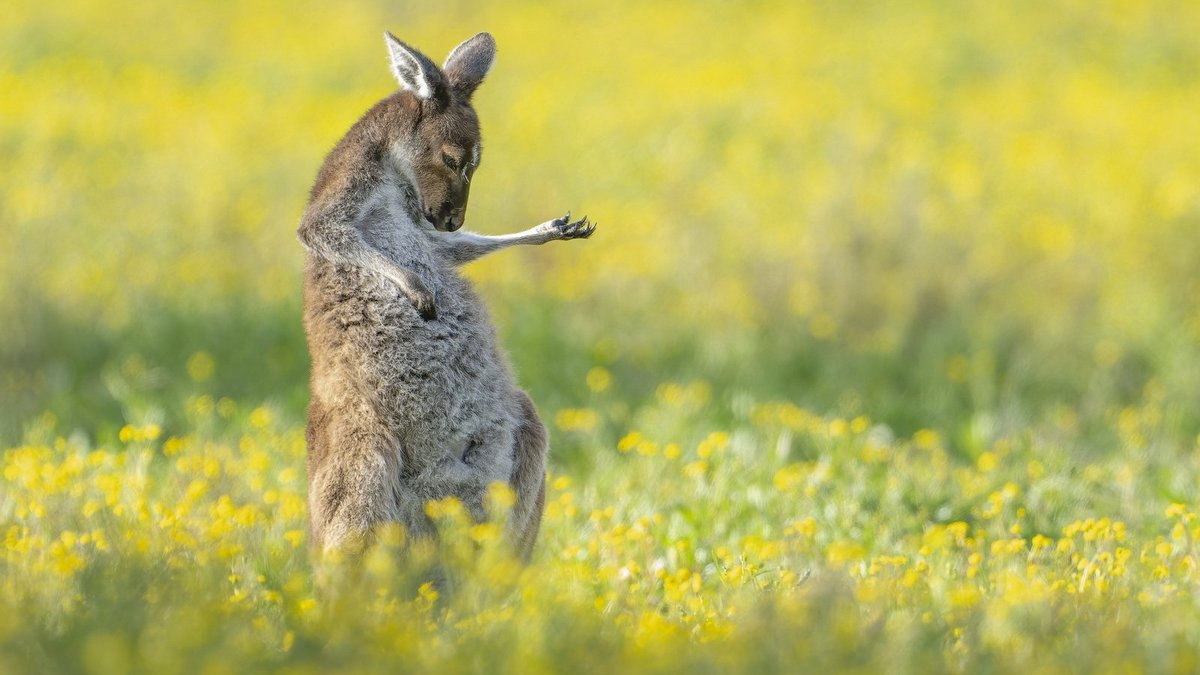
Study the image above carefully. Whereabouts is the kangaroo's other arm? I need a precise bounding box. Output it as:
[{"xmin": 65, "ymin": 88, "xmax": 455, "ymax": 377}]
[
  {"xmin": 433, "ymin": 213, "xmax": 595, "ymax": 266},
  {"xmin": 297, "ymin": 183, "xmax": 438, "ymax": 320}
]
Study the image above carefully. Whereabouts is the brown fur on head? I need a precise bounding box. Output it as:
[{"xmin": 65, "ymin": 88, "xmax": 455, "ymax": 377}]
[{"xmin": 385, "ymin": 32, "xmax": 496, "ymax": 232}]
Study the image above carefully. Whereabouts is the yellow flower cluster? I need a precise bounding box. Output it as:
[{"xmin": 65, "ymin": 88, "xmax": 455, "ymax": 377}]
[{"xmin": 1, "ymin": 381, "xmax": 1197, "ymax": 671}]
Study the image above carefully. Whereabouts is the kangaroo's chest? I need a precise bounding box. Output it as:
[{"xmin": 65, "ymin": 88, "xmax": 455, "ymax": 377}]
[
  {"xmin": 356, "ymin": 182, "xmax": 430, "ymax": 263},
  {"xmin": 304, "ymin": 179, "xmax": 515, "ymax": 468}
]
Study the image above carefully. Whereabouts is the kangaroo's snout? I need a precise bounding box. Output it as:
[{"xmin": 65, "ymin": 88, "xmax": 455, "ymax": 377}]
[{"xmin": 426, "ymin": 205, "xmax": 466, "ymax": 232}]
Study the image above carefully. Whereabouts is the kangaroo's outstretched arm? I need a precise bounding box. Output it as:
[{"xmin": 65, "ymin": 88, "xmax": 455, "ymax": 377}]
[
  {"xmin": 433, "ymin": 213, "xmax": 595, "ymax": 266},
  {"xmin": 297, "ymin": 183, "xmax": 438, "ymax": 319}
]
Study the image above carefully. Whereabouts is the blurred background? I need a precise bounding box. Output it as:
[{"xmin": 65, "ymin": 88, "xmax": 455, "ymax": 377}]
[{"xmin": 3, "ymin": 0, "xmax": 1199, "ymax": 460}]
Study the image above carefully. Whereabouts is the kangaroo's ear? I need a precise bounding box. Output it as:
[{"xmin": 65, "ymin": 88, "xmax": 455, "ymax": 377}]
[
  {"xmin": 384, "ymin": 31, "xmax": 445, "ymax": 101},
  {"xmin": 443, "ymin": 32, "xmax": 496, "ymax": 99}
]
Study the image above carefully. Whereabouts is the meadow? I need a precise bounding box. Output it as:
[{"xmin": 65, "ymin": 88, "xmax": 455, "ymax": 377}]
[{"xmin": 3, "ymin": 0, "xmax": 1200, "ymax": 671}]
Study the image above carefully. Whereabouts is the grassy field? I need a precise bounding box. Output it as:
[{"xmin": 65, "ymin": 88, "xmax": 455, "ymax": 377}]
[{"xmin": 3, "ymin": 0, "xmax": 1200, "ymax": 671}]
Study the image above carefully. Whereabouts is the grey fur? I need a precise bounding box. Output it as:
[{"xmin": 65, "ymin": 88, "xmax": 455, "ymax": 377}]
[{"xmin": 298, "ymin": 33, "xmax": 594, "ymax": 560}]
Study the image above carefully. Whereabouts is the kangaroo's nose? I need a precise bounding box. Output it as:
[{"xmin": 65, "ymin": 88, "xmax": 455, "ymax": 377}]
[{"xmin": 447, "ymin": 209, "xmax": 465, "ymax": 232}]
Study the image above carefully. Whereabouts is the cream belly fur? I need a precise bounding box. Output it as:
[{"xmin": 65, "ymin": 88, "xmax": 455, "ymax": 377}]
[{"xmin": 303, "ymin": 197, "xmax": 520, "ymax": 545}]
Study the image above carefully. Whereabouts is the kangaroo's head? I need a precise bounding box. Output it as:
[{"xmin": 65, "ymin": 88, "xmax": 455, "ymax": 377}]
[{"xmin": 385, "ymin": 31, "xmax": 495, "ymax": 232}]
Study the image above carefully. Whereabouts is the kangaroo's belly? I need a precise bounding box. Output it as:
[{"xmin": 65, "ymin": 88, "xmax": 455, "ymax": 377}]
[{"xmin": 303, "ymin": 257, "xmax": 518, "ymax": 488}]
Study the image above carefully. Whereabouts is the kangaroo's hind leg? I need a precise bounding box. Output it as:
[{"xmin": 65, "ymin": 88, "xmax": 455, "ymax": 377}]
[
  {"xmin": 307, "ymin": 397, "xmax": 406, "ymax": 554},
  {"xmin": 508, "ymin": 390, "xmax": 548, "ymax": 562}
]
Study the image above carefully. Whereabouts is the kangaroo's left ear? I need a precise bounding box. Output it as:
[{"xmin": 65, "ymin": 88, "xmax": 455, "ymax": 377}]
[
  {"xmin": 384, "ymin": 31, "xmax": 446, "ymax": 101},
  {"xmin": 443, "ymin": 32, "xmax": 496, "ymax": 99}
]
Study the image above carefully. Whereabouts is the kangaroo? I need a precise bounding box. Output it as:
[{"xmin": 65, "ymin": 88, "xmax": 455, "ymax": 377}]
[{"xmin": 298, "ymin": 31, "xmax": 594, "ymax": 560}]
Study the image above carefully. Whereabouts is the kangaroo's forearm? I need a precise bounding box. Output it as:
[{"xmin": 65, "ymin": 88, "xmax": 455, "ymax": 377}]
[
  {"xmin": 298, "ymin": 210, "xmax": 413, "ymax": 285},
  {"xmin": 434, "ymin": 227, "xmax": 554, "ymax": 265},
  {"xmin": 298, "ymin": 210, "xmax": 438, "ymax": 318}
]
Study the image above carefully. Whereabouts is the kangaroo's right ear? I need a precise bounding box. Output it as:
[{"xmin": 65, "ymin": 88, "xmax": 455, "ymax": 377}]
[{"xmin": 384, "ymin": 31, "xmax": 445, "ymax": 101}]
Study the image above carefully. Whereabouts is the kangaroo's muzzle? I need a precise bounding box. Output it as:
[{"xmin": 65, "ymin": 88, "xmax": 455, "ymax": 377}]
[{"xmin": 426, "ymin": 205, "xmax": 465, "ymax": 232}]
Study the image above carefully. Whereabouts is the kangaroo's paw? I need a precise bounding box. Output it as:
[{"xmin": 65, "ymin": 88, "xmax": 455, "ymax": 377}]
[
  {"xmin": 549, "ymin": 212, "xmax": 596, "ymax": 240},
  {"xmin": 406, "ymin": 284, "xmax": 438, "ymax": 321}
]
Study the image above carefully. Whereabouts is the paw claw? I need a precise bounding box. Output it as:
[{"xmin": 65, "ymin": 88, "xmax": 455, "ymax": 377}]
[
  {"xmin": 548, "ymin": 211, "xmax": 597, "ymax": 240},
  {"xmin": 409, "ymin": 289, "xmax": 437, "ymax": 320}
]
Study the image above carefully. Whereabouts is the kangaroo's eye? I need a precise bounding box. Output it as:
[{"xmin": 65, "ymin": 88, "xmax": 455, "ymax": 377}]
[{"xmin": 441, "ymin": 153, "xmax": 459, "ymax": 171}]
